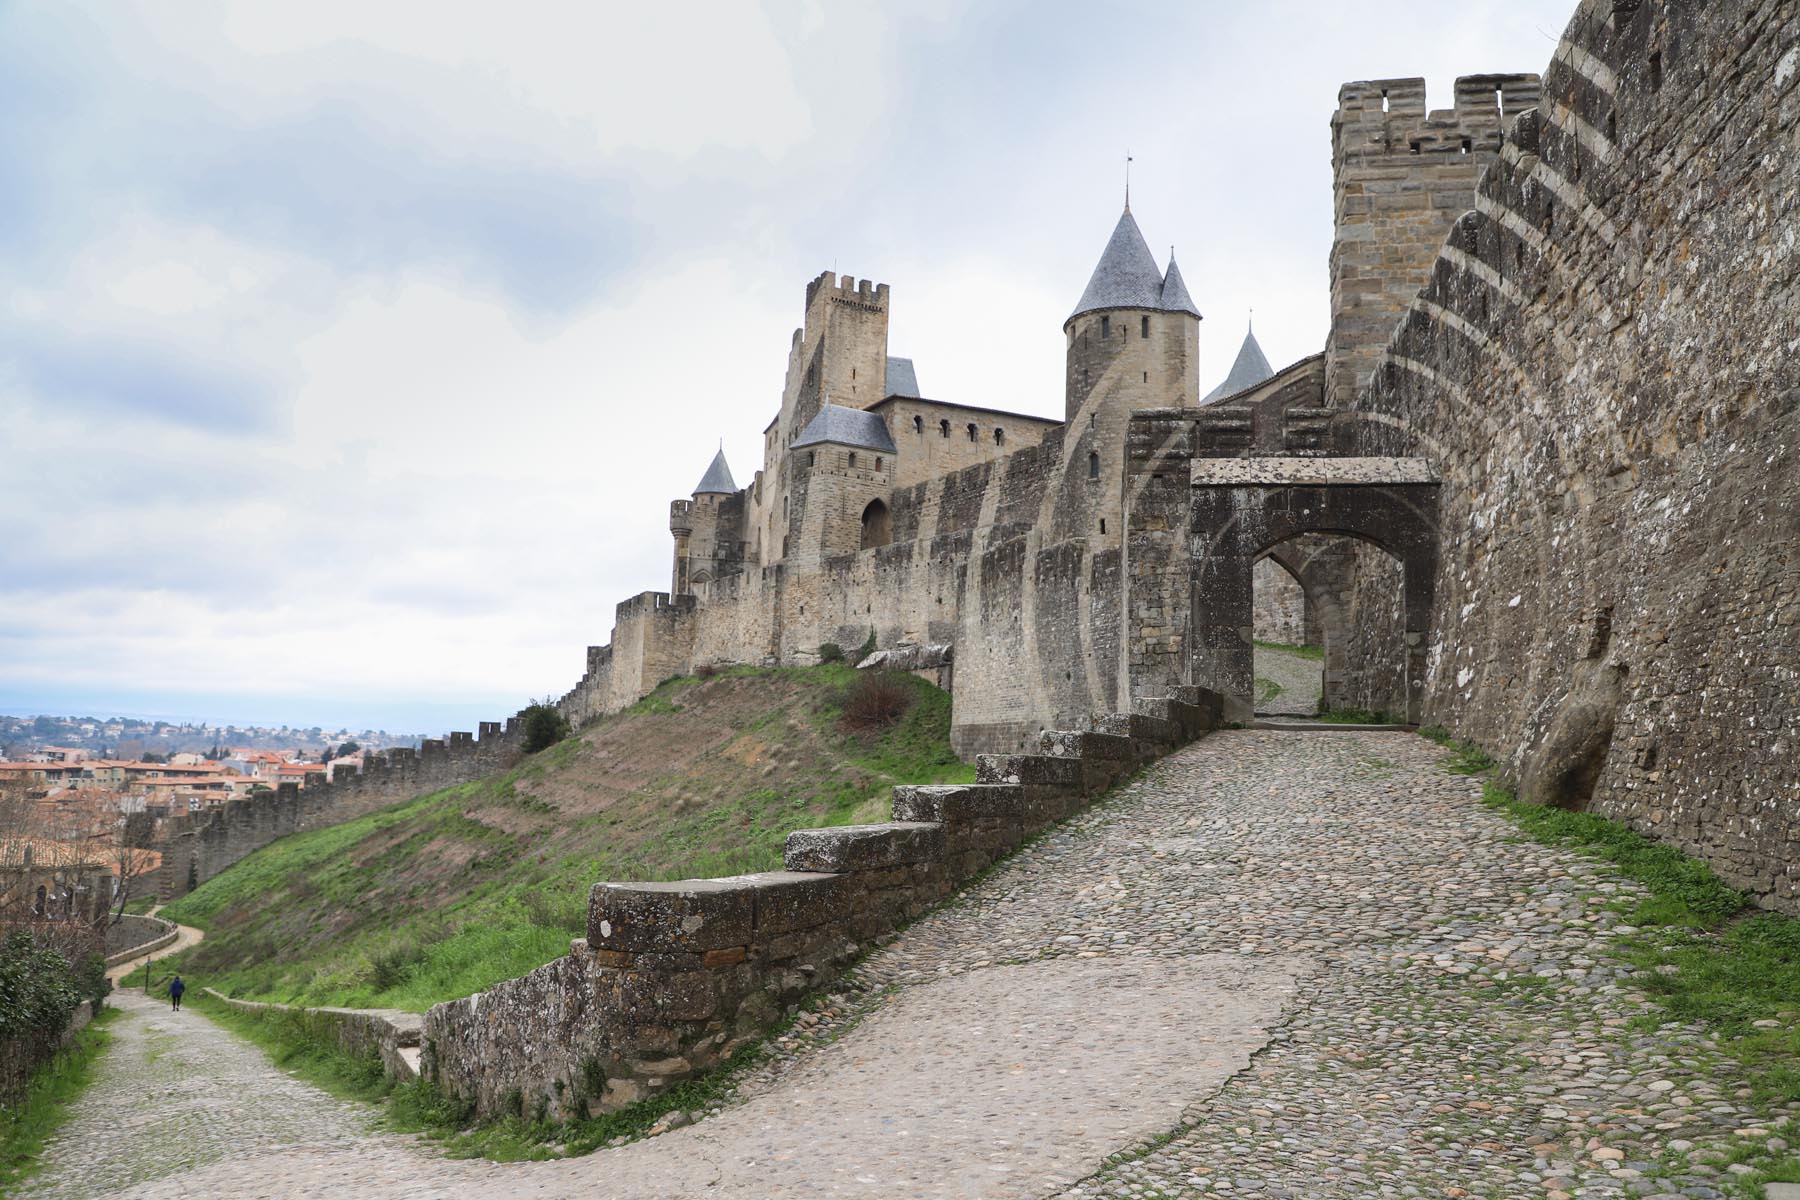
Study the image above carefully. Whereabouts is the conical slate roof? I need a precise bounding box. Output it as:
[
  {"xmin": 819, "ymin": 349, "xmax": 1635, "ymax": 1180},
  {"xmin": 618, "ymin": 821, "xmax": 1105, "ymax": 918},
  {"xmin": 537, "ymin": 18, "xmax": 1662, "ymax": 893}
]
[
  {"xmin": 693, "ymin": 448, "xmax": 737, "ymax": 494},
  {"xmin": 1159, "ymin": 253, "xmax": 1200, "ymax": 319},
  {"xmin": 1202, "ymin": 323, "xmax": 1276, "ymax": 403},
  {"xmin": 1069, "ymin": 209, "xmax": 1167, "ymax": 322}
]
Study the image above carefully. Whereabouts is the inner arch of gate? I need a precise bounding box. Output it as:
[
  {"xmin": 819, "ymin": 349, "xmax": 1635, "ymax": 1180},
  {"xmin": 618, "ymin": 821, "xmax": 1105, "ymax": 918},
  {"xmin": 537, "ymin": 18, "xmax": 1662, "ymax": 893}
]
[{"xmin": 1187, "ymin": 458, "xmax": 1439, "ymax": 723}]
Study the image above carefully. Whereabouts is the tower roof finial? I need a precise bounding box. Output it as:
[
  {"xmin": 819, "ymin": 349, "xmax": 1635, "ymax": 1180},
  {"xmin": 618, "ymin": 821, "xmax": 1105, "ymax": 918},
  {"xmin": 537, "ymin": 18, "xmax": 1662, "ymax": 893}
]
[{"xmin": 1124, "ymin": 153, "xmax": 1133, "ymax": 212}]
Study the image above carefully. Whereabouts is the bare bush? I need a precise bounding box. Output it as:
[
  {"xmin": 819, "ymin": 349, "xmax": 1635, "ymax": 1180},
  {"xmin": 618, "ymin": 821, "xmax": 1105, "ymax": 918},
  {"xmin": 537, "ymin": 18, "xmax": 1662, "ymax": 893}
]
[{"xmin": 839, "ymin": 671, "xmax": 914, "ymax": 731}]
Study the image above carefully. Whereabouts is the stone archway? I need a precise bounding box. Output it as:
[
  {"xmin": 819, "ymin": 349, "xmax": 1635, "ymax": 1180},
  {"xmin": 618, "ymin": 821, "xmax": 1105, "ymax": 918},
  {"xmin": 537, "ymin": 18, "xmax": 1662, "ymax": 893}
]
[{"xmin": 1188, "ymin": 457, "xmax": 1438, "ymax": 722}]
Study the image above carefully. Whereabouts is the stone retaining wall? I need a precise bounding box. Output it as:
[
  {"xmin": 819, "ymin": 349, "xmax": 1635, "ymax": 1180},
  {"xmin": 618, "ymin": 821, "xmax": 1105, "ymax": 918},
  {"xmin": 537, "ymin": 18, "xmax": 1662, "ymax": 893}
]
[
  {"xmin": 422, "ymin": 686, "xmax": 1222, "ymax": 1120},
  {"xmin": 103, "ymin": 914, "xmax": 177, "ymax": 967},
  {"xmin": 202, "ymin": 989, "xmax": 423, "ymax": 1082}
]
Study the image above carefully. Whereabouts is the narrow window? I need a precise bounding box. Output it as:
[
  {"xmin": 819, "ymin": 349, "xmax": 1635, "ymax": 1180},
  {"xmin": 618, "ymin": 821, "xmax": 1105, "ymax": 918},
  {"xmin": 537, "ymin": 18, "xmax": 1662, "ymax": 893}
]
[
  {"xmin": 874, "ymin": 456, "xmax": 882, "ymax": 471},
  {"xmin": 1142, "ymin": 371, "xmax": 1148, "ymax": 383},
  {"xmin": 966, "ymin": 423, "xmax": 977, "ymax": 442},
  {"xmin": 1099, "ymin": 518, "xmax": 1106, "ymax": 534},
  {"xmin": 1087, "ymin": 452, "xmax": 1099, "ymax": 479},
  {"xmin": 851, "ymin": 367, "xmax": 856, "ymax": 380},
  {"xmin": 1409, "ymin": 139, "xmax": 1421, "ymax": 155},
  {"xmin": 939, "ymin": 419, "xmax": 950, "ymax": 438},
  {"xmin": 848, "ymin": 451, "xmax": 857, "ymax": 468},
  {"xmin": 1101, "ymin": 315, "xmax": 1111, "ymax": 338},
  {"xmin": 1140, "ymin": 315, "xmax": 1150, "ymax": 338},
  {"xmin": 1605, "ymin": 110, "xmax": 1617, "ymax": 141},
  {"xmin": 913, "ymin": 415, "xmax": 923, "ymax": 434},
  {"xmin": 1460, "ymin": 137, "xmax": 1472, "ymax": 154},
  {"xmin": 782, "ymin": 496, "xmax": 788, "ymax": 517},
  {"xmin": 1380, "ymin": 88, "xmax": 1389, "ymax": 113},
  {"xmin": 1649, "ymin": 51, "xmax": 1662, "ymax": 92},
  {"xmin": 994, "ymin": 427, "xmax": 1005, "ymax": 446},
  {"xmin": 808, "ymin": 451, "xmax": 816, "ymax": 466}
]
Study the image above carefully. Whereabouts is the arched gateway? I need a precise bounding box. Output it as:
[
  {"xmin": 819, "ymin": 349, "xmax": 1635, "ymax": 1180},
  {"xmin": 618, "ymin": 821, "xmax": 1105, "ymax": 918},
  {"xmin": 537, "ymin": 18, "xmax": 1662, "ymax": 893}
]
[{"xmin": 1188, "ymin": 455, "xmax": 1438, "ymax": 722}]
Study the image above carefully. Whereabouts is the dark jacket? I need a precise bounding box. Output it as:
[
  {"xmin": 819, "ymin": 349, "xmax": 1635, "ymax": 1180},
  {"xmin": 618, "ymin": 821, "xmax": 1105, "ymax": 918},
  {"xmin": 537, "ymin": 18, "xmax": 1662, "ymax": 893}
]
[{"xmin": 169, "ymin": 977, "xmax": 185, "ymax": 996}]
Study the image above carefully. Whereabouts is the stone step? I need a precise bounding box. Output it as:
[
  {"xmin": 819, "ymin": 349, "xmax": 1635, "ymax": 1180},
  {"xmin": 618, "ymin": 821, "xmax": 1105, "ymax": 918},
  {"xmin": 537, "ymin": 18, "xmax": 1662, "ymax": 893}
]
[
  {"xmin": 890, "ymin": 783, "xmax": 1025, "ymax": 824},
  {"xmin": 1038, "ymin": 730, "xmax": 1138, "ymax": 761},
  {"xmin": 1132, "ymin": 696, "xmax": 1210, "ymax": 737},
  {"xmin": 1250, "ymin": 718, "xmax": 1415, "ymax": 732},
  {"xmin": 975, "ymin": 753, "xmax": 1083, "ymax": 788},
  {"xmin": 1094, "ymin": 711, "xmax": 1181, "ymax": 747},
  {"xmin": 784, "ymin": 821, "xmax": 945, "ymax": 873}
]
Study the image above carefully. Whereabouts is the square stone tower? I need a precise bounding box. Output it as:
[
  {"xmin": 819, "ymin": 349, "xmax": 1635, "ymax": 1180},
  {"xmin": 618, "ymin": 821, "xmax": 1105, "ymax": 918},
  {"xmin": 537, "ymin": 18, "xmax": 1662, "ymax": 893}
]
[{"xmin": 1326, "ymin": 73, "xmax": 1540, "ymax": 408}]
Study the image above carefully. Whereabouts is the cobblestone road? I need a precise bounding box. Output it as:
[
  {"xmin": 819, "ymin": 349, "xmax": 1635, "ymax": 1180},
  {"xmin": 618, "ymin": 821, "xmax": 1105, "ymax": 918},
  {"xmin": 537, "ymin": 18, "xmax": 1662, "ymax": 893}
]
[
  {"xmin": 1251, "ymin": 645, "xmax": 1322, "ymax": 716},
  {"xmin": 29, "ymin": 731, "xmax": 1796, "ymax": 1198}
]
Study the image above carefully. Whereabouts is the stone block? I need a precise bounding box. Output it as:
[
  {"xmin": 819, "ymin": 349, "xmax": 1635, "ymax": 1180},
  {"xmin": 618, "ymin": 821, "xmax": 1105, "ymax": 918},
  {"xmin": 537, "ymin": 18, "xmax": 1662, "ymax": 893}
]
[
  {"xmin": 588, "ymin": 878, "xmax": 756, "ymax": 952},
  {"xmin": 1038, "ymin": 729, "xmax": 1138, "ymax": 761},
  {"xmin": 890, "ymin": 783, "xmax": 1026, "ymax": 824},
  {"xmin": 783, "ymin": 822, "xmax": 945, "ymax": 873},
  {"xmin": 1095, "ymin": 710, "xmax": 1181, "ymax": 746},
  {"xmin": 738, "ymin": 870, "xmax": 850, "ymax": 936},
  {"xmin": 975, "ymin": 753, "xmax": 1083, "ymax": 789}
]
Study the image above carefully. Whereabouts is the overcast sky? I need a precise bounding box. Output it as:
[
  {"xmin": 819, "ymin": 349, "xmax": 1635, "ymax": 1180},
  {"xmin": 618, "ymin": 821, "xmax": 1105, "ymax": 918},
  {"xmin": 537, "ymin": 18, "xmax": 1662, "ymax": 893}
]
[{"xmin": 1, "ymin": 0, "xmax": 1575, "ymax": 735}]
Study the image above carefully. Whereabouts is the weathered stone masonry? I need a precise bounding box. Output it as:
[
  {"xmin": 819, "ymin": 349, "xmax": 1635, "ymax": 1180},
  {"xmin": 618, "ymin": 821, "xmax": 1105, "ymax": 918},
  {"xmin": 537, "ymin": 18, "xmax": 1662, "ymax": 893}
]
[
  {"xmin": 150, "ymin": 721, "xmax": 524, "ymax": 899},
  {"xmin": 1342, "ymin": 0, "xmax": 1800, "ymax": 910},
  {"xmin": 423, "ymin": 688, "xmax": 1222, "ymax": 1118}
]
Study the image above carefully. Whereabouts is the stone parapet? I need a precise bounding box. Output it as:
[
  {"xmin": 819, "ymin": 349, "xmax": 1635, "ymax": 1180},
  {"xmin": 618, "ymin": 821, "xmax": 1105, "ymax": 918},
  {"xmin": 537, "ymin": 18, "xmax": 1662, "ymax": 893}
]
[{"xmin": 421, "ymin": 687, "xmax": 1222, "ymax": 1120}]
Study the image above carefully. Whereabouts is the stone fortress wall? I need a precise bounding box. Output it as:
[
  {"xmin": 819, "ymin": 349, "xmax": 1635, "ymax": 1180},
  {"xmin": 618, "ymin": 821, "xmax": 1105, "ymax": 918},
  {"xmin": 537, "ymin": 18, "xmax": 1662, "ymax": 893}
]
[
  {"xmin": 1340, "ymin": 0, "xmax": 1800, "ymax": 911},
  {"xmin": 149, "ymin": 721, "xmax": 525, "ymax": 899}
]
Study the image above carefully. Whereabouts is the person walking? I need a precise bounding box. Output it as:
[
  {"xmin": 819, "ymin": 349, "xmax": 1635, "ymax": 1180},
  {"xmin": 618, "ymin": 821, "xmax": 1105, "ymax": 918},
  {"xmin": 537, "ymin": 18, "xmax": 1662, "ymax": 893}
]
[{"xmin": 168, "ymin": 973, "xmax": 185, "ymax": 1012}]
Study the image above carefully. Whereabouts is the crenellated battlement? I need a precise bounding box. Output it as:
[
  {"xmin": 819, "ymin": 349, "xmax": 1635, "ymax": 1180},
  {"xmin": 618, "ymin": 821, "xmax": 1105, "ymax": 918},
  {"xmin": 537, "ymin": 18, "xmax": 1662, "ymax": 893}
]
[
  {"xmin": 1335, "ymin": 73, "xmax": 1541, "ymax": 157},
  {"xmin": 150, "ymin": 718, "xmax": 526, "ymax": 900},
  {"xmin": 804, "ymin": 270, "xmax": 890, "ymax": 312}
]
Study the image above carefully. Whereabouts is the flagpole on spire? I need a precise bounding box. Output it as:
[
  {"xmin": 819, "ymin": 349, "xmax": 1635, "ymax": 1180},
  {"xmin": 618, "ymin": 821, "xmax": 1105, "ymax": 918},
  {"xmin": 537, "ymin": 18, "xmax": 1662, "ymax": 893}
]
[{"xmin": 1124, "ymin": 153, "xmax": 1133, "ymax": 211}]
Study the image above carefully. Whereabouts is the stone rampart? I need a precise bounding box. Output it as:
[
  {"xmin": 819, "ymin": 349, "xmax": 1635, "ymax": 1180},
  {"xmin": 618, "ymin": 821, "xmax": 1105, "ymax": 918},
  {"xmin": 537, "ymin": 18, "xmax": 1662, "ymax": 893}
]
[
  {"xmin": 151, "ymin": 720, "xmax": 525, "ymax": 899},
  {"xmin": 1343, "ymin": 0, "xmax": 1800, "ymax": 909},
  {"xmin": 422, "ymin": 685, "xmax": 1222, "ymax": 1119}
]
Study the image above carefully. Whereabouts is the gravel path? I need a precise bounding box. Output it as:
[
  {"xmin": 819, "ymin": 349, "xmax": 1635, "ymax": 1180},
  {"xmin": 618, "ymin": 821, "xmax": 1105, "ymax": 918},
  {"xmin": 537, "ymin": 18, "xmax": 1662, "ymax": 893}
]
[
  {"xmin": 1252, "ymin": 645, "xmax": 1322, "ymax": 715},
  {"xmin": 28, "ymin": 731, "xmax": 1796, "ymax": 1198}
]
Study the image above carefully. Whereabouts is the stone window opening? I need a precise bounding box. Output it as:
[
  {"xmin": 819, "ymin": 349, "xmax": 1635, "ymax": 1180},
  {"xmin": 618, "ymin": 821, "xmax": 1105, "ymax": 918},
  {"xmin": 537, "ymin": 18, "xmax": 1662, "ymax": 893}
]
[
  {"xmin": 1460, "ymin": 137, "xmax": 1472, "ymax": 154},
  {"xmin": 783, "ymin": 496, "xmax": 788, "ymax": 518},
  {"xmin": 966, "ymin": 423, "xmax": 977, "ymax": 442},
  {"xmin": 913, "ymin": 415, "xmax": 923, "ymax": 434},
  {"xmin": 939, "ymin": 419, "xmax": 950, "ymax": 438},
  {"xmin": 860, "ymin": 498, "xmax": 892, "ymax": 550},
  {"xmin": 874, "ymin": 456, "xmax": 882, "ymax": 471},
  {"xmin": 1142, "ymin": 371, "xmax": 1148, "ymax": 383},
  {"xmin": 994, "ymin": 427, "xmax": 1005, "ymax": 446},
  {"xmin": 1101, "ymin": 315, "xmax": 1111, "ymax": 338},
  {"xmin": 1140, "ymin": 315, "xmax": 1150, "ymax": 338},
  {"xmin": 1088, "ymin": 451, "xmax": 1100, "ymax": 479},
  {"xmin": 849, "ymin": 451, "xmax": 858, "ymax": 468},
  {"xmin": 1649, "ymin": 51, "xmax": 1663, "ymax": 91},
  {"xmin": 1380, "ymin": 88, "xmax": 1389, "ymax": 113},
  {"xmin": 808, "ymin": 451, "xmax": 816, "ymax": 466},
  {"xmin": 1409, "ymin": 139, "xmax": 1421, "ymax": 155},
  {"xmin": 1099, "ymin": 518, "xmax": 1106, "ymax": 535},
  {"xmin": 1605, "ymin": 110, "xmax": 1617, "ymax": 142}
]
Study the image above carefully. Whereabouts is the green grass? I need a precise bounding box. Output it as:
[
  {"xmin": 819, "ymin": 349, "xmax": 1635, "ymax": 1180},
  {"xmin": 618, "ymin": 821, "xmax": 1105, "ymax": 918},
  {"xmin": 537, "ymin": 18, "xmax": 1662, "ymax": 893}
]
[
  {"xmin": 161, "ymin": 665, "xmax": 972, "ymax": 1014},
  {"xmin": 1253, "ymin": 677, "xmax": 1285, "ymax": 704},
  {"xmin": 1422, "ymin": 727, "xmax": 1800, "ymax": 1112},
  {"xmin": 1254, "ymin": 640, "xmax": 1324, "ymax": 661},
  {"xmin": 0, "ymin": 1007, "xmax": 118, "ymax": 1190}
]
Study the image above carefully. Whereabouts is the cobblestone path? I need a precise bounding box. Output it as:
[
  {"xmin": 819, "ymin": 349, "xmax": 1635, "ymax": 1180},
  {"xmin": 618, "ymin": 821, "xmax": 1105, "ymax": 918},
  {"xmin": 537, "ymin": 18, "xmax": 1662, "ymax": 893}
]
[
  {"xmin": 1251, "ymin": 645, "xmax": 1322, "ymax": 716},
  {"xmin": 31, "ymin": 731, "xmax": 1796, "ymax": 1198}
]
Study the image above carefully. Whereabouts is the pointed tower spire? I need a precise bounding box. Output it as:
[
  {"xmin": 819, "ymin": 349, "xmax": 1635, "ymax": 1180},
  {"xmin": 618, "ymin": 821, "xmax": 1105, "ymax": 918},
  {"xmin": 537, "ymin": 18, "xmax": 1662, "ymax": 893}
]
[
  {"xmin": 1201, "ymin": 318, "xmax": 1276, "ymax": 403},
  {"xmin": 1068, "ymin": 207, "xmax": 1164, "ymax": 323},
  {"xmin": 1159, "ymin": 248, "xmax": 1201, "ymax": 319},
  {"xmin": 693, "ymin": 448, "xmax": 737, "ymax": 495}
]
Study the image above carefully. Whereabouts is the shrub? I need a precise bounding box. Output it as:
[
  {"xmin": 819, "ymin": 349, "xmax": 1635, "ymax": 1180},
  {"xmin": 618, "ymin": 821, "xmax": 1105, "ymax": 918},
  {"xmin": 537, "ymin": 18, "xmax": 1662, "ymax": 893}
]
[
  {"xmin": 518, "ymin": 702, "xmax": 571, "ymax": 754},
  {"xmin": 817, "ymin": 643, "xmax": 845, "ymax": 664},
  {"xmin": 854, "ymin": 629, "xmax": 877, "ymax": 665},
  {"xmin": 839, "ymin": 671, "xmax": 914, "ymax": 731},
  {"xmin": 695, "ymin": 661, "xmax": 720, "ymax": 679}
]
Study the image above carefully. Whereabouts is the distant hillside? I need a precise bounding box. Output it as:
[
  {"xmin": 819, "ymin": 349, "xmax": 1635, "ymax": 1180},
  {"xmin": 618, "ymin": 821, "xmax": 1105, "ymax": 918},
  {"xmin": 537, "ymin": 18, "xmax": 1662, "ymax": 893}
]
[{"xmin": 161, "ymin": 665, "xmax": 970, "ymax": 1011}]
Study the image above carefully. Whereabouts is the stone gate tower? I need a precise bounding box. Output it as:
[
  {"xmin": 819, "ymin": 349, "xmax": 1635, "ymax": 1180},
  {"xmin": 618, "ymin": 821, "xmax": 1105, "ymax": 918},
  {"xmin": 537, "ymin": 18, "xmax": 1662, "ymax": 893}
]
[{"xmin": 1325, "ymin": 73, "xmax": 1540, "ymax": 407}]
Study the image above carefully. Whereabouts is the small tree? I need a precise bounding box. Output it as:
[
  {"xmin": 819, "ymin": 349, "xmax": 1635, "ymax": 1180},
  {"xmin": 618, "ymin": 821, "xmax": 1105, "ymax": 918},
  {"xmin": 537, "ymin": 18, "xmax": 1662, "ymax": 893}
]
[{"xmin": 518, "ymin": 702, "xmax": 571, "ymax": 754}]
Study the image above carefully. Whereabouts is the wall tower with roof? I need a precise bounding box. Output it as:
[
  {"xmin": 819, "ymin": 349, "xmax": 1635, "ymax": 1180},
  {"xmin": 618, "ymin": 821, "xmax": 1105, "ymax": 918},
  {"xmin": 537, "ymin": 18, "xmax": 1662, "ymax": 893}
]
[{"xmin": 669, "ymin": 449, "xmax": 744, "ymax": 595}]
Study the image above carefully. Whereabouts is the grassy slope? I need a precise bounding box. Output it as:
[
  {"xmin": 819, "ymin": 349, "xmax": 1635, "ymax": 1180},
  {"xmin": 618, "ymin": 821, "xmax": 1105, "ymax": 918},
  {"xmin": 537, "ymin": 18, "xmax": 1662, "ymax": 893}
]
[{"xmin": 162, "ymin": 666, "xmax": 971, "ymax": 1012}]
